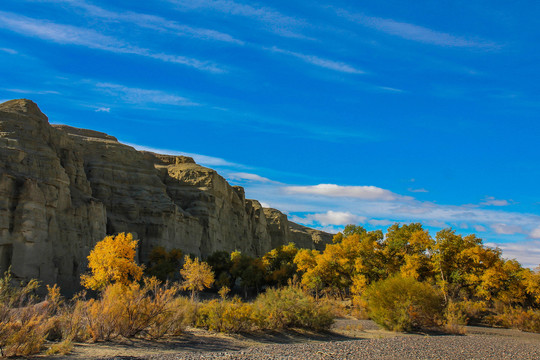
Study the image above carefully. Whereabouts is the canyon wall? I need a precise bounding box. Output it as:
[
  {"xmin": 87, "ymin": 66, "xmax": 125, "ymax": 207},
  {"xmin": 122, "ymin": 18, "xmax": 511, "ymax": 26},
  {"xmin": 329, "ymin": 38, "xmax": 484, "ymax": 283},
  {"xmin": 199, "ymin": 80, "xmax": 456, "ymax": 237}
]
[{"xmin": 0, "ymin": 99, "xmax": 332, "ymax": 292}]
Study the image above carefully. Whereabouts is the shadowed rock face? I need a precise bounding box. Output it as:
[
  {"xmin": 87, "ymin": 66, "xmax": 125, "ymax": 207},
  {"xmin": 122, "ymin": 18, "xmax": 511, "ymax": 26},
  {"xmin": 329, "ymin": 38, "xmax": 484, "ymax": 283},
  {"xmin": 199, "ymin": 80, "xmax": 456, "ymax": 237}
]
[{"xmin": 0, "ymin": 99, "xmax": 333, "ymax": 293}]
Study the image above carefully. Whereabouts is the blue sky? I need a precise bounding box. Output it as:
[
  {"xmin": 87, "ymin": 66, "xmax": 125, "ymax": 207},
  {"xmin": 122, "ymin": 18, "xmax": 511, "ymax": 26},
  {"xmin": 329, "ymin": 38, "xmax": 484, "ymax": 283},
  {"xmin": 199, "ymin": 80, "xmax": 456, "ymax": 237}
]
[{"xmin": 1, "ymin": 0, "xmax": 539, "ymax": 266}]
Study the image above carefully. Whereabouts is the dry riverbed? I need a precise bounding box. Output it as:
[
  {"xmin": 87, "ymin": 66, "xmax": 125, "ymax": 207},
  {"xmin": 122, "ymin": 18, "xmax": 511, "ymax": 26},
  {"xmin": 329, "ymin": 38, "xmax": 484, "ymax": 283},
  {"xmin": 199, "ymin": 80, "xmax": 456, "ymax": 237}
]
[{"xmin": 31, "ymin": 319, "xmax": 540, "ymax": 360}]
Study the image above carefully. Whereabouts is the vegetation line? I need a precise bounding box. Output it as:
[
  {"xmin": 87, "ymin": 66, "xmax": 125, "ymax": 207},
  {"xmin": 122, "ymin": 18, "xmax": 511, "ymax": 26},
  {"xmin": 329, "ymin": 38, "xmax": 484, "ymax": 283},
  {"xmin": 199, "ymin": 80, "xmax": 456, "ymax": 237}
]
[{"xmin": 0, "ymin": 224, "xmax": 539, "ymax": 357}]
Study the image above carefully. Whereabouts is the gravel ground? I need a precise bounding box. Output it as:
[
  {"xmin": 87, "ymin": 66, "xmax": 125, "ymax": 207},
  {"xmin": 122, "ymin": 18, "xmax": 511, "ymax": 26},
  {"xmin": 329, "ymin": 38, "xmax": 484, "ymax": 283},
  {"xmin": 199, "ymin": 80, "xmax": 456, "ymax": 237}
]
[
  {"xmin": 58, "ymin": 320, "xmax": 539, "ymax": 360},
  {"xmin": 135, "ymin": 333, "xmax": 540, "ymax": 360}
]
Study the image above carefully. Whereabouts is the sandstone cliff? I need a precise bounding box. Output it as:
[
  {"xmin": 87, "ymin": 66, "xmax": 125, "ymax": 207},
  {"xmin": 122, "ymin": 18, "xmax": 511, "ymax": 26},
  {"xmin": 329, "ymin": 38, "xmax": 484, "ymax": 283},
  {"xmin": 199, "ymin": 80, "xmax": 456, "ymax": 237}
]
[{"xmin": 0, "ymin": 99, "xmax": 332, "ymax": 292}]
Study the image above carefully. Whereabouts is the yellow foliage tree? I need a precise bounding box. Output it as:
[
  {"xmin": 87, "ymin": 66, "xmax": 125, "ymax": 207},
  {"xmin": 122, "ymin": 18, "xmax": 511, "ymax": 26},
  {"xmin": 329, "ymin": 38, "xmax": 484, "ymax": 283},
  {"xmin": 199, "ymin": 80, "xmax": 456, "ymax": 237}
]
[
  {"xmin": 523, "ymin": 266, "xmax": 540, "ymax": 305},
  {"xmin": 180, "ymin": 256, "xmax": 215, "ymax": 300},
  {"xmin": 81, "ymin": 233, "xmax": 144, "ymax": 291}
]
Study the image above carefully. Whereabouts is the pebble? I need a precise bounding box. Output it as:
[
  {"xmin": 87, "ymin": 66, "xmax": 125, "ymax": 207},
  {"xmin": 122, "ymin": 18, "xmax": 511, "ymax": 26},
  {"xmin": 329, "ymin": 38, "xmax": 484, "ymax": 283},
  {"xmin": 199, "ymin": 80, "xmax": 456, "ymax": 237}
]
[{"xmin": 128, "ymin": 334, "xmax": 540, "ymax": 360}]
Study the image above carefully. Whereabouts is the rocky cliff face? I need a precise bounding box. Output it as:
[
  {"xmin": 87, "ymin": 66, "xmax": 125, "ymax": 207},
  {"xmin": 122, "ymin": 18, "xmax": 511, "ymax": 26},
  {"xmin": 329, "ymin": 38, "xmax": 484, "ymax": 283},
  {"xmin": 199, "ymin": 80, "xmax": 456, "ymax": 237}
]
[{"xmin": 0, "ymin": 99, "xmax": 332, "ymax": 292}]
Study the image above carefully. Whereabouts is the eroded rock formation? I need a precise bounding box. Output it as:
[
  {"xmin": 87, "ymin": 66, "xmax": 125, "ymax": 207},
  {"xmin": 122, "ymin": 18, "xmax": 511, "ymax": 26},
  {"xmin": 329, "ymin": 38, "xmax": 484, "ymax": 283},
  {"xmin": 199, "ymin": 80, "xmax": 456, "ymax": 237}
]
[{"xmin": 0, "ymin": 99, "xmax": 332, "ymax": 292}]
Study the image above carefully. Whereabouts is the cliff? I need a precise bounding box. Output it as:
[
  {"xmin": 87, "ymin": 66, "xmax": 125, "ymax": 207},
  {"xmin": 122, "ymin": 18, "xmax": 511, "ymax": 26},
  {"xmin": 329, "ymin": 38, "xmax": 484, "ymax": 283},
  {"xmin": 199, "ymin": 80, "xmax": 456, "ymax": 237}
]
[{"xmin": 0, "ymin": 99, "xmax": 332, "ymax": 292}]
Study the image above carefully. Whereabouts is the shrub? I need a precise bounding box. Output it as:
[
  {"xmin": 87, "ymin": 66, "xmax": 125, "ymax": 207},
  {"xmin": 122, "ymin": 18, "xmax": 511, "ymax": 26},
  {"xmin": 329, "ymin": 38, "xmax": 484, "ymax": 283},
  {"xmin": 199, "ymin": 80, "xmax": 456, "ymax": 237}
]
[
  {"xmin": 196, "ymin": 297, "xmax": 254, "ymax": 333},
  {"xmin": 146, "ymin": 293, "xmax": 195, "ymax": 339},
  {"xmin": 363, "ymin": 276, "xmax": 442, "ymax": 332},
  {"xmin": 0, "ymin": 270, "xmax": 49, "ymax": 357},
  {"xmin": 0, "ymin": 314, "xmax": 48, "ymax": 357},
  {"xmin": 351, "ymin": 295, "xmax": 370, "ymax": 320},
  {"xmin": 84, "ymin": 278, "xmax": 194, "ymax": 340},
  {"xmin": 457, "ymin": 299, "xmax": 488, "ymax": 324},
  {"xmin": 488, "ymin": 307, "xmax": 540, "ymax": 333},
  {"xmin": 45, "ymin": 340, "xmax": 73, "ymax": 355},
  {"xmin": 0, "ymin": 269, "xmax": 39, "ymax": 309},
  {"xmin": 443, "ymin": 301, "xmax": 467, "ymax": 334},
  {"xmin": 53, "ymin": 293, "xmax": 92, "ymax": 342},
  {"xmin": 253, "ymin": 285, "xmax": 334, "ymax": 331}
]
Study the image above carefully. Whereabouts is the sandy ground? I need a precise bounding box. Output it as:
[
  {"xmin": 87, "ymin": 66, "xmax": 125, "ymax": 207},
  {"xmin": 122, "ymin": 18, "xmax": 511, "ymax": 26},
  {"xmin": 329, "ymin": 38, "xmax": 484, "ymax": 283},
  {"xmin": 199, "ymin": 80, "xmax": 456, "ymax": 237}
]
[{"xmin": 29, "ymin": 319, "xmax": 540, "ymax": 360}]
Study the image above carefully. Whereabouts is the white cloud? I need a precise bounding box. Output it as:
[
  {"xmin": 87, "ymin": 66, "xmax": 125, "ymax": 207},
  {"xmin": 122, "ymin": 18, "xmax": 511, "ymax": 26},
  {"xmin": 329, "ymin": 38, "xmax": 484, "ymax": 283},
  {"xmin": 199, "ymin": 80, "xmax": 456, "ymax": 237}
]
[
  {"xmin": 491, "ymin": 223, "xmax": 524, "ymax": 235},
  {"xmin": 260, "ymin": 202, "xmax": 271, "ymax": 208},
  {"xmin": 292, "ymin": 211, "xmax": 367, "ymax": 226},
  {"xmin": 530, "ymin": 227, "xmax": 540, "ymax": 239},
  {"xmin": 94, "ymin": 107, "xmax": 110, "ymax": 113},
  {"xmin": 0, "ymin": 11, "xmax": 223, "ymax": 73},
  {"xmin": 228, "ymin": 172, "xmax": 278, "ymax": 184},
  {"xmin": 284, "ymin": 184, "xmax": 408, "ymax": 201},
  {"xmin": 481, "ymin": 196, "xmax": 510, "ymax": 206},
  {"xmin": 95, "ymin": 83, "xmax": 199, "ymax": 106},
  {"xmin": 485, "ymin": 241, "xmax": 540, "ymax": 268},
  {"xmin": 474, "ymin": 225, "xmax": 487, "ymax": 232},
  {"xmin": 368, "ymin": 219, "xmax": 394, "ymax": 226},
  {"xmin": 335, "ymin": 8, "xmax": 498, "ymax": 49},
  {"xmin": 426, "ymin": 220, "xmax": 448, "ymax": 228},
  {"xmin": 269, "ymin": 47, "xmax": 364, "ymax": 74}
]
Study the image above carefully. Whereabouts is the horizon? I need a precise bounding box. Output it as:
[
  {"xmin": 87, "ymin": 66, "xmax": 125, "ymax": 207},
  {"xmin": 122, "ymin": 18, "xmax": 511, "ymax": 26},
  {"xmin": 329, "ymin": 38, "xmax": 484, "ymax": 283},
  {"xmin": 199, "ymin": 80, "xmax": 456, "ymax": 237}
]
[{"xmin": 0, "ymin": 1, "xmax": 538, "ymax": 267}]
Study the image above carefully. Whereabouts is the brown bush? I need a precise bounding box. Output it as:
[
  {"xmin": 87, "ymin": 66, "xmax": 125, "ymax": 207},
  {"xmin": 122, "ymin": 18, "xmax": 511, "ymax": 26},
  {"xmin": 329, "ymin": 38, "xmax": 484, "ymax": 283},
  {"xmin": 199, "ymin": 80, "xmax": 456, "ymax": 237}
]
[
  {"xmin": 0, "ymin": 269, "xmax": 49, "ymax": 357},
  {"xmin": 0, "ymin": 314, "xmax": 48, "ymax": 357}
]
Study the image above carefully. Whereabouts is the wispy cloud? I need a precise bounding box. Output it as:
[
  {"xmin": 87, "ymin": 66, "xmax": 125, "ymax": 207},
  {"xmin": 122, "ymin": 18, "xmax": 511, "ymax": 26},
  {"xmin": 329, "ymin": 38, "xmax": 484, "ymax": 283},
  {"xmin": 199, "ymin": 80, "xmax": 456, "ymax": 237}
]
[
  {"xmin": 284, "ymin": 184, "xmax": 409, "ymax": 201},
  {"xmin": 485, "ymin": 240, "xmax": 540, "ymax": 268},
  {"xmin": 530, "ymin": 227, "xmax": 540, "ymax": 239},
  {"xmin": 335, "ymin": 8, "xmax": 498, "ymax": 49},
  {"xmin": 94, "ymin": 107, "xmax": 110, "ymax": 113},
  {"xmin": 292, "ymin": 211, "xmax": 367, "ymax": 226},
  {"xmin": 377, "ymin": 86, "xmax": 404, "ymax": 93},
  {"xmin": 368, "ymin": 219, "xmax": 394, "ymax": 226},
  {"xmin": 269, "ymin": 47, "xmax": 364, "ymax": 74},
  {"xmin": 408, "ymin": 188, "xmax": 429, "ymax": 193},
  {"xmin": 474, "ymin": 225, "xmax": 487, "ymax": 232},
  {"xmin": 0, "ymin": 47, "xmax": 18, "ymax": 54},
  {"xmin": 167, "ymin": 0, "xmax": 306, "ymax": 38},
  {"xmin": 28, "ymin": 0, "xmax": 243, "ymax": 44},
  {"xmin": 125, "ymin": 143, "xmax": 244, "ymax": 168},
  {"xmin": 481, "ymin": 196, "xmax": 510, "ymax": 206},
  {"xmin": 2, "ymin": 88, "xmax": 60, "ymax": 95},
  {"xmin": 0, "ymin": 11, "xmax": 224, "ymax": 73},
  {"xmin": 228, "ymin": 172, "xmax": 279, "ymax": 184},
  {"xmin": 94, "ymin": 83, "xmax": 200, "ymax": 106}
]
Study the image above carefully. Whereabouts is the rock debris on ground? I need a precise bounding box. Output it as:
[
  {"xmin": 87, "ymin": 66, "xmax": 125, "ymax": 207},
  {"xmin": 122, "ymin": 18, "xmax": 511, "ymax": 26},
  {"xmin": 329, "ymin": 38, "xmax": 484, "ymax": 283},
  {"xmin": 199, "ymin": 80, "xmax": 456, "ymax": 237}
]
[{"xmin": 114, "ymin": 334, "xmax": 540, "ymax": 360}]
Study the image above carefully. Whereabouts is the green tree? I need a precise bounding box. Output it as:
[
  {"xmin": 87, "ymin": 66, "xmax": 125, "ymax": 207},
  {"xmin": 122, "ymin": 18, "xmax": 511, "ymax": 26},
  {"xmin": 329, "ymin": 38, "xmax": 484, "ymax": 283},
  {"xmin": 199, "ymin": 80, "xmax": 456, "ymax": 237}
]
[
  {"xmin": 262, "ymin": 243, "xmax": 298, "ymax": 287},
  {"xmin": 145, "ymin": 246, "xmax": 183, "ymax": 281},
  {"xmin": 230, "ymin": 251, "xmax": 266, "ymax": 297},
  {"xmin": 207, "ymin": 251, "xmax": 234, "ymax": 289}
]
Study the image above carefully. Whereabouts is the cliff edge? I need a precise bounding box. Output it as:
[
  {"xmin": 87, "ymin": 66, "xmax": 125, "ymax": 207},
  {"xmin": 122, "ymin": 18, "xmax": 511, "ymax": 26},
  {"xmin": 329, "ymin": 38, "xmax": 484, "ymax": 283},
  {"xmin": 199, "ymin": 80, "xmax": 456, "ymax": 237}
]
[{"xmin": 0, "ymin": 99, "xmax": 332, "ymax": 292}]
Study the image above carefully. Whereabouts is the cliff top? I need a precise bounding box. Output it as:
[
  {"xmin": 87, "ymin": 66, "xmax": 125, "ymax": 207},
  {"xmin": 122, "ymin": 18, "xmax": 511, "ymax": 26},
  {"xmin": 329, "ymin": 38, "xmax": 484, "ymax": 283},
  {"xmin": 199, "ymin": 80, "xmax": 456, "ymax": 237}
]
[
  {"xmin": 0, "ymin": 99, "xmax": 48, "ymax": 119},
  {"xmin": 53, "ymin": 124, "xmax": 118, "ymax": 142}
]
